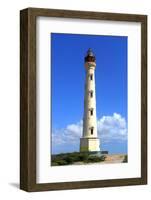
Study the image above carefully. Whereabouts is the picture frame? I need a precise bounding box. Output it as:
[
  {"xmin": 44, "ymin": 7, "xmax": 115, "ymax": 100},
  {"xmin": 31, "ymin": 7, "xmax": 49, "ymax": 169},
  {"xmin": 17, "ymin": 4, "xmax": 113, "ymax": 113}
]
[{"xmin": 20, "ymin": 7, "xmax": 147, "ymax": 192}]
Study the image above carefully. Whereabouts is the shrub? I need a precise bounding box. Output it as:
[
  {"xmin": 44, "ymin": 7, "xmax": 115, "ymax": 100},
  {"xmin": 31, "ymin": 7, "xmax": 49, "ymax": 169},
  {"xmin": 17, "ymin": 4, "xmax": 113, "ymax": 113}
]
[
  {"xmin": 84, "ymin": 155, "xmax": 106, "ymax": 163},
  {"xmin": 51, "ymin": 152, "xmax": 106, "ymax": 166},
  {"xmin": 52, "ymin": 159, "xmax": 68, "ymax": 166},
  {"xmin": 123, "ymin": 155, "xmax": 128, "ymax": 163}
]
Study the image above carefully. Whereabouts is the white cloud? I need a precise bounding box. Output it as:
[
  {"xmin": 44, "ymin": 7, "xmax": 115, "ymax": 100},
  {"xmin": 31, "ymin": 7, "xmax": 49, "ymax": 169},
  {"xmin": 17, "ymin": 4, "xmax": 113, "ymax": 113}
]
[
  {"xmin": 52, "ymin": 113, "xmax": 127, "ymax": 147},
  {"xmin": 52, "ymin": 121, "xmax": 82, "ymax": 145},
  {"xmin": 66, "ymin": 121, "xmax": 83, "ymax": 137},
  {"xmin": 97, "ymin": 113, "xmax": 127, "ymax": 143}
]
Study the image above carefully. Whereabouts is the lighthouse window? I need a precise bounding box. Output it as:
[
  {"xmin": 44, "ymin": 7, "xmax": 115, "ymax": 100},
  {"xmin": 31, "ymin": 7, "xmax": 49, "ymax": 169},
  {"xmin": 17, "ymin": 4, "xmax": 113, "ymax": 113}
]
[
  {"xmin": 90, "ymin": 127, "xmax": 94, "ymax": 135},
  {"xmin": 90, "ymin": 90, "xmax": 93, "ymax": 98},
  {"xmin": 90, "ymin": 74, "xmax": 93, "ymax": 80},
  {"xmin": 90, "ymin": 108, "xmax": 93, "ymax": 116}
]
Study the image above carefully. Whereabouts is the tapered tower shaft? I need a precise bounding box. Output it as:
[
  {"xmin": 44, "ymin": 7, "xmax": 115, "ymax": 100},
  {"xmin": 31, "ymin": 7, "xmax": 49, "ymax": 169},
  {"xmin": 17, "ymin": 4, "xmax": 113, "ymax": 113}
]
[{"xmin": 80, "ymin": 49, "xmax": 100, "ymax": 152}]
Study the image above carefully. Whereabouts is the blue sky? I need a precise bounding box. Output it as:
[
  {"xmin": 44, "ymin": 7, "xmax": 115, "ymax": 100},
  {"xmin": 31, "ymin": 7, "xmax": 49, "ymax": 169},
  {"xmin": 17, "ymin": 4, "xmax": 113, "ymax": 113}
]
[{"xmin": 51, "ymin": 33, "xmax": 127, "ymax": 154}]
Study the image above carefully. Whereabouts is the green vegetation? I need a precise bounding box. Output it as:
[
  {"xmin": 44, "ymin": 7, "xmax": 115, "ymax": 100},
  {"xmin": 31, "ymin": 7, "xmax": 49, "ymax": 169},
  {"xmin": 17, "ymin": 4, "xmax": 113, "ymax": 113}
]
[
  {"xmin": 123, "ymin": 155, "xmax": 128, "ymax": 163},
  {"xmin": 51, "ymin": 152, "xmax": 106, "ymax": 166}
]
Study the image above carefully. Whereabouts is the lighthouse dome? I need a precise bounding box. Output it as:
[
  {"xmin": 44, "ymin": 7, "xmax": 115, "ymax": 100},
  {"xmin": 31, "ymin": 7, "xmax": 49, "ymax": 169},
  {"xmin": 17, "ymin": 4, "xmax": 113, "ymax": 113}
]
[
  {"xmin": 87, "ymin": 48, "xmax": 94, "ymax": 56},
  {"xmin": 85, "ymin": 48, "xmax": 96, "ymax": 63}
]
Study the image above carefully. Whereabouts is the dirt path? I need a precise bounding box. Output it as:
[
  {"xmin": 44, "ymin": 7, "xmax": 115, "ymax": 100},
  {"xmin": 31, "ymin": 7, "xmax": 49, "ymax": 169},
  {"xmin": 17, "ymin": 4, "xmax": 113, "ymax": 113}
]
[
  {"xmin": 72, "ymin": 154, "xmax": 127, "ymax": 165},
  {"xmin": 101, "ymin": 154, "xmax": 126, "ymax": 164}
]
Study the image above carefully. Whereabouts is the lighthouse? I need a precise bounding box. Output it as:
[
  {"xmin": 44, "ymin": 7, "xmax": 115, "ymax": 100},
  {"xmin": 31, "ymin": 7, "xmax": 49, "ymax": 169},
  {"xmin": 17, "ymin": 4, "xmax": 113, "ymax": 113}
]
[{"xmin": 80, "ymin": 48, "xmax": 100, "ymax": 152}]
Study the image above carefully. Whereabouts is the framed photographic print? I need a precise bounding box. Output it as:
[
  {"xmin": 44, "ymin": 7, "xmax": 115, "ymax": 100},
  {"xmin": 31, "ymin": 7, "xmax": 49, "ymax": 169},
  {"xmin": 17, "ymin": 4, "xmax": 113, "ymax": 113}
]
[{"xmin": 20, "ymin": 8, "xmax": 147, "ymax": 191}]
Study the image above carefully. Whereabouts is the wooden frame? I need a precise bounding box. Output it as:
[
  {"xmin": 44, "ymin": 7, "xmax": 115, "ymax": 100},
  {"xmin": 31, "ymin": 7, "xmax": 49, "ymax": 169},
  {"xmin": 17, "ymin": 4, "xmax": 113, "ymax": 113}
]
[{"xmin": 20, "ymin": 7, "xmax": 147, "ymax": 192}]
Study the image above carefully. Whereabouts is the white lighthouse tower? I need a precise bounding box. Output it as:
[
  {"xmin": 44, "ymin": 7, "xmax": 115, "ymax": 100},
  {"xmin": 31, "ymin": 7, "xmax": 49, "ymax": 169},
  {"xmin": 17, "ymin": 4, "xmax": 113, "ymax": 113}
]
[{"xmin": 80, "ymin": 48, "xmax": 100, "ymax": 152}]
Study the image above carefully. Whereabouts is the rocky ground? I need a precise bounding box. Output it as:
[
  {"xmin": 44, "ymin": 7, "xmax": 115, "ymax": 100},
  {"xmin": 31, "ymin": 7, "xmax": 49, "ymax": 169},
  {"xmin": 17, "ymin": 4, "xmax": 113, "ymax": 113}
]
[
  {"xmin": 101, "ymin": 154, "xmax": 126, "ymax": 164},
  {"xmin": 51, "ymin": 152, "xmax": 127, "ymax": 166},
  {"xmin": 72, "ymin": 154, "xmax": 127, "ymax": 165}
]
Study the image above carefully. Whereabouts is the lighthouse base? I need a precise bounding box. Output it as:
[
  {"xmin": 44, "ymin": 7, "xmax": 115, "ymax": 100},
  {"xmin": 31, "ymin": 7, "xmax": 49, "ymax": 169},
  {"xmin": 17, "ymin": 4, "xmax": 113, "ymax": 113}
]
[{"xmin": 80, "ymin": 137, "xmax": 100, "ymax": 152}]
